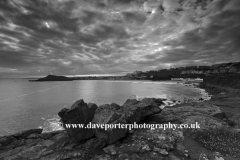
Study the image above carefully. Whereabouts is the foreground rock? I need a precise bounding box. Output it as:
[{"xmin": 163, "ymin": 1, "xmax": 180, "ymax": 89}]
[
  {"xmin": 92, "ymin": 128, "xmax": 186, "ymax": 160},
  {"xmin": 147, "ymin": 102, "xmax": 228, "ymax": 129},
  {"xmin": 0, "ymin": 129, "xmax": 103, "ymax": 160},
  {"xmin": 92, "ymin": 98, "xmax": 164, "ymax": 145},
  {"xmin": 58, "ymin": 98, "xmax": 163, "ymax": 145},
  {"xmin": 58, "ymin": 99, "xmax": 97, "ymax": 142},
  {"xmin": 0, "ymin": 128, "xmax": 189, "ymax": 160},
  {"xmin": 1, "ymin": 98, "xmax": 240, "ymax": 160},
  {"xmin": 92, "ymin": 103, "xmax": 128, "ymax": 145}
]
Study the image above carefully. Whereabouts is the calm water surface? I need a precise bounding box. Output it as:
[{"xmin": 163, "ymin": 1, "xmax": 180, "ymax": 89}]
[{"xmin": 0, "ymin": 79, "xmax": 204, "ymax": 135}]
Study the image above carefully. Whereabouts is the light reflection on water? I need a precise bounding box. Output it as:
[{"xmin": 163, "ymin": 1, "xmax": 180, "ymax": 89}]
[{"xmin": 0, "ymin": 79, "xmax": 206, "ymax": 135}]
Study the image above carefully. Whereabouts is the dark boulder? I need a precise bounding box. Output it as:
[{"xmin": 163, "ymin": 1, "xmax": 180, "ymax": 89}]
[
  {"xmin": 120, "ymin": 99, "xmax": 142, "ymax": 124},
  {"xmin": 134, "ymin": 98, "xmax": 163, "ymax": 119},
  {"xmin": 58, "ymin": 99, "xmax": 97, "ymax": 142},
  {"xmin": 122, "ymin": 99, "xmax": 139, "ymax": 107},
  {"xmin": 92, "ymin": 103, "xmax": 128, "ymax": 145},
  {"xmin": 92, "ymin": 98, "xmax": 164, "ymax": 145},
  {"xmin": 121, "ymin": 98, "xmax": 164, "ymax": 122}
]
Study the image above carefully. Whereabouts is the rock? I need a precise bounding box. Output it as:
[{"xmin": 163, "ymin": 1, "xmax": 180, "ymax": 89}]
[
  {"xmin": 64, "ymin": 143, "xmax": 77, "ymax": 150},
  {"xmin": 40, "ymin": 132, "xmax": 53, "ymax": 140},
  {"xmin": 153, "ymin": 147, "xmax": 168, "ymax": 155},
  {"xmin": 92, "ymin": 103, "xmax": 128, "ymax": 145},
  {"xmin": 9, "ymin": 139, "xmax": 25, "ymax": 148},
  {"xmin": 184, "ymin": 115, "xmax": 225, "ymax": 129},
  {"xmin": 0, "ymin": 146, "xmax": 23, "ymax": 158},
  {"xmin": 91, "ymin": 154, "xmax": 113, "ymax": 160},
  {"xmin": 103, "ymin": 144, "xmax": 118, "ymax": 155},
  {"xmin": 4, "ymin": 144, "xmax": 45, "ymax": 160},
  {"xmin": 52, "ymin": 132, "xmax": 68, "ymax": 141},
  {"xmin": 42, "ymin": 140, "xmax": 55, "ymax": 147},
  {"xmin": 169, "ymin": 153, "xmax": 181, "ymax": 160},
  {"xmin": 122, "ymin": 99, "xmax": 139, "ymax": 107},
  {"xmin": 13, "ymin": 128, "xmax": 43, "ymax": 139},
  {"xmin": 2, "ymin": 121, "xmax": 104, "ymax": 159},
  {"xmin": 58, "ymin": 99, "xmax": 98, "ymax": 142},
  {"xmin": 24, "ymin": 138, "xmax": 43, "ymax": 146},
  {"xmin": 110, "ymin": 103, "xmax": 121, "ymax": 110},
  {"xmin": 142, "ymin": 144, "xmax": 151, "ymax": 151},
  {"xmin": 92, "ymin": 98, "xmax": 164, "ymax": 145},
  {"xmin": 0, "ymin": 136, "xmax": 15, "ymax": 146},
  {"xmin": 120, "ymin": 99, "xmax": 142, "ymax": 124},
  {"xmin": 132, "ymin": 128, "xmax": 184, "ymax": 153},
  {"xmin": 149, "ymin": 102, "xmax": 227, "ymax": 129},
  {"xmin": 1, "ymin": 133, "xmax": 100, "ymax": 160},
  {"xmin": 213, "ymin": 152, "xmax": 224, "ymax": 160},
  {"xmin": 214, "ymin": 156, "xmax": 224, "ymax": 160},
  {"xmin": 93, "ymin": 127, "xmax": 186, "ymax": 160},
  {"xmin": 27, "ymin": 133, "xmax": 42, "ymax": 139},
  {"xmin": 117, "ymin": 141, "xmax": 151, "ymax": 153},
  {"xmin": 126, "ymin": 98, "xmax": 163, "ymax": 119},
  {"xmin": 199, "ymin": 153, "xmax": 209, "ymax": 160},
  {"xmin": 176, "ymin": 143, "xmax": 185, "ymax": 155},
  {"xmin": 124, "ymin": 98, "xmax": 163, "ymax": 120},
  {"xmin": 92, "ymin": 103, "xmax": 122, "ymax": 124},
  {"xmin": 184, "ymin": 153, "xmax": 189, "ymax": 157},
  {"xmin": 4, "ymin": 98, "xmax": 231, "ymax": 160},
  {"xmin": 0, "ymin": 144, "xmax": 3, "ymax": 150},
  {"xmin": 117, "ymin": 153, "xmax": 141, "ymax": 160}
]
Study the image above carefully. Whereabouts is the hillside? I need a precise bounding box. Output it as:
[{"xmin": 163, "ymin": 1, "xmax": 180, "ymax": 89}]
[
  {"xmin": 29, "ymin": 75, "xmax": 73, "ymax": 81},
  {"xmin": 126, "ymin": 62, "xmax": 240, "ymax": 80}
]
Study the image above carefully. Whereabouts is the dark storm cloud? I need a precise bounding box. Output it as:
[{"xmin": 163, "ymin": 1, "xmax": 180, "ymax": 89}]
[
  {"xmin": 158, "ymin": 7, "xmax": 240, "ymax": 66},
  {"xmin": 0, "ymin": 0, "xmax": 240, "ymax": 77},
  {"xmin": 122, "ymin": 11, "xmax": 147, "ymax": 26}
]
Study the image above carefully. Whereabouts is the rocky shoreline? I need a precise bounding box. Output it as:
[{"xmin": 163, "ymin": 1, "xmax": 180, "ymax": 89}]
[{"xmin": 1, "ymin": 85, "xmax": 240, "ymax": 160}]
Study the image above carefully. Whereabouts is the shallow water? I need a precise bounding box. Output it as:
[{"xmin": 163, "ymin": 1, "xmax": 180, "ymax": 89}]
[{"xmin": 0, "ymin": 79, "xmax": 207, "ymax": 135}]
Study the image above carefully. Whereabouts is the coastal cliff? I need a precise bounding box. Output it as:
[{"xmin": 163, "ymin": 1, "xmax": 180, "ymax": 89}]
[{"xmin": 1, "ymin": 95, "xmax": 240, "ymax": 160}]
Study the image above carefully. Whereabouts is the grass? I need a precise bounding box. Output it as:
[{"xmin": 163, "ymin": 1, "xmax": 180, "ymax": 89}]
[{"xmin": 190, "ymin": 128, "xmax": 240, "ymax": 155}]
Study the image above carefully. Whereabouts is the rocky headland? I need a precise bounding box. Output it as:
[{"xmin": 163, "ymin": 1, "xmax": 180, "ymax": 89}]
[
  {"xmin": 1, "ymin": 88, "xmax": 240, "ymax": 160},
  {"xmin": 29, "ymin": 75, "xmax": 74, "ymax": 82}
]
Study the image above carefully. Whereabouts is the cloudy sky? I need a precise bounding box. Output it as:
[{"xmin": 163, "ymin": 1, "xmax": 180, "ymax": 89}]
[{"xmin": 0, "ymin": 0, "xmax": 239, "ymax": 77}]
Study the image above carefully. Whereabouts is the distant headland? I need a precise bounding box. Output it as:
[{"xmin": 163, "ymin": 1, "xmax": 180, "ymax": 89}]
[{"xmin": 29, "ymin": 75, "xmax": 74, "ymax": 82}]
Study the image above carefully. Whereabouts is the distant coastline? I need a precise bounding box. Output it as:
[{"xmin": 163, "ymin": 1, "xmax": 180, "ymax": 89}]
[
  {"xmin": 29, "ymin": 75, "xmax": 74, "ymax": 82},
  {"xmin": 28, "ymin": 61, "xmax": 240, "ymax": 82}
]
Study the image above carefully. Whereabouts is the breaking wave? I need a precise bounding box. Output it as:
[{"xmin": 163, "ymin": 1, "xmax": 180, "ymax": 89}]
[{"xmin": 40, "ymin": 115, "xmax": 64, "ymax": 133}]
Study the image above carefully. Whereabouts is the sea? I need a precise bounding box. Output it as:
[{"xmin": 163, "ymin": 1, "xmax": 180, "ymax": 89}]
[{"xmin": 0, "ymin": 79, "xmax": 210, "ymax": 136}]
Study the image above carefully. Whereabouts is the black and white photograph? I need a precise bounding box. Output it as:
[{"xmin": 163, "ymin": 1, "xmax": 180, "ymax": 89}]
[{"xmin": 0, "ymin": 0, "xmax": 240, "ymax": 159}]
